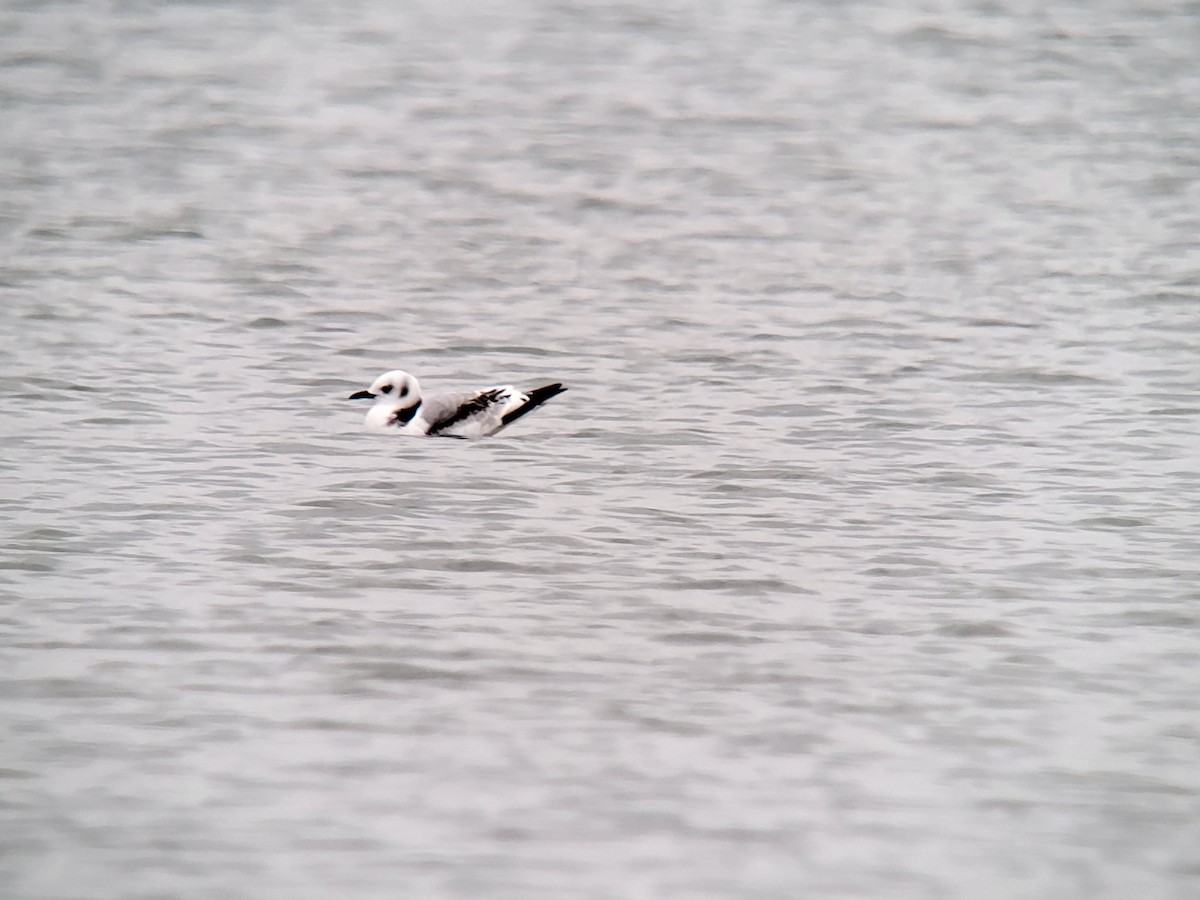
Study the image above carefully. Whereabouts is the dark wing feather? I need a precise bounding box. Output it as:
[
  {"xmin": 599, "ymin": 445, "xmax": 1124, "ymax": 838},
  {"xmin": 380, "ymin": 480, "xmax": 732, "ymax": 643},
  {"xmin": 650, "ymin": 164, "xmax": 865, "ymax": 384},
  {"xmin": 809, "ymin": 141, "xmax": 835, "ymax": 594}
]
[
  {"xmin": 498, "ymin": 383, "xmax": 567, "ymax": 430},
  {"xmin": 426, "ymin": 389, "xmax": 506, "ymax": 436}
]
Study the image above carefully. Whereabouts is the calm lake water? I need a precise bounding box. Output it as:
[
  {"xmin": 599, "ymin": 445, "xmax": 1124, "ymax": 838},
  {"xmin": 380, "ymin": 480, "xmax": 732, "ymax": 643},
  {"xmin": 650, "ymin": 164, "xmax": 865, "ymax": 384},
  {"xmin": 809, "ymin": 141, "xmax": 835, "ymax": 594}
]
[{"xmin": 3, "ymin": 1, "xmax": 1199, "ymax": 897}]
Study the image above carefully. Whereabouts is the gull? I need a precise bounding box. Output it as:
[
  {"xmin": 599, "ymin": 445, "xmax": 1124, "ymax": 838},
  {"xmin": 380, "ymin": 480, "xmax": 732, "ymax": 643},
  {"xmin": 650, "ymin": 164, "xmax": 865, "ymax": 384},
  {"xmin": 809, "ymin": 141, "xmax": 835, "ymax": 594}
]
[{"xmin": 348, "ymin": 369, "xmax": 567, "ymax": 439}]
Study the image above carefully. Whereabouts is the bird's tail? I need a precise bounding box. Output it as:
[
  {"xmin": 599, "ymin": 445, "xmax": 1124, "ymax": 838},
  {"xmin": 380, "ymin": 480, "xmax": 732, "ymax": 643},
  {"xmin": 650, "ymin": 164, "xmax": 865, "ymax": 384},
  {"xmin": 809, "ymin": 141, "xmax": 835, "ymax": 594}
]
[{"xmin": 498, "ymin": 383, "xmax": 567, "ymax": 430}]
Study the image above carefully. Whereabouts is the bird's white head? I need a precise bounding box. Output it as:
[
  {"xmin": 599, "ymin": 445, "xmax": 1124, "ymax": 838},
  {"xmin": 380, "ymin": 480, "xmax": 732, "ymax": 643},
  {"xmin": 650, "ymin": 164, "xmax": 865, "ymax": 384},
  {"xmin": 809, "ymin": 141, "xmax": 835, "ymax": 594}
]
[
  {"xmin": 348, "ymin": 370, "xmax": 424, "ymax": 431},
  {"xmin": 348, "ymin": 369, "xmax": 421, "ymax": 405}
]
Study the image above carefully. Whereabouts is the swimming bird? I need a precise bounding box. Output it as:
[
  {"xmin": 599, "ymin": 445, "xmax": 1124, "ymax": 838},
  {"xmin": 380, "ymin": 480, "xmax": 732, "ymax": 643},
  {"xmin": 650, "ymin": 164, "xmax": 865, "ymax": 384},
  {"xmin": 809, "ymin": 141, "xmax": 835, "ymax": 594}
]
[{"xmin": 348, "ymin": 369, "xmax": 567, "ymax": 439}]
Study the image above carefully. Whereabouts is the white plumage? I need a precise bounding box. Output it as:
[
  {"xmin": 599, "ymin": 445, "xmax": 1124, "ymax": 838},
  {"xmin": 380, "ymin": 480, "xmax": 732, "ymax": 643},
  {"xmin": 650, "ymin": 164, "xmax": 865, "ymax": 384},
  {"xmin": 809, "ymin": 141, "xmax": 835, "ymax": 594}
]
[{"xmin": 348, "ymin": 369, "xmax": 567, "ymax": 439}]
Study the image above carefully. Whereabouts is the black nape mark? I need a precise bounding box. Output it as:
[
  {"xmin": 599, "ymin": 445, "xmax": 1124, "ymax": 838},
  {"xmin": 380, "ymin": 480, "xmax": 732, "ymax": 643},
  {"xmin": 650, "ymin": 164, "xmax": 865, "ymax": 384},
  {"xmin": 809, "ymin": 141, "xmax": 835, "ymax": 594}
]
[{"xmin": 389, "ymin": 403, "xmax": 420, "ymax": 427}]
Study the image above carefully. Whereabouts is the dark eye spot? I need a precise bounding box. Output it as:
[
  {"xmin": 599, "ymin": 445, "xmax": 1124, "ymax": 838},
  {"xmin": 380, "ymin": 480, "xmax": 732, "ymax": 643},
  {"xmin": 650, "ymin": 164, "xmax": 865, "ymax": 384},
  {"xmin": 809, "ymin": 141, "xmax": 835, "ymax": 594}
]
[
  {"xmin": 399, "ymin": 386, "xmax": 409, "ymax": 398},
  {"xmin": 380, "ymin": 384, "xmax": 393, "ymax": 394}
]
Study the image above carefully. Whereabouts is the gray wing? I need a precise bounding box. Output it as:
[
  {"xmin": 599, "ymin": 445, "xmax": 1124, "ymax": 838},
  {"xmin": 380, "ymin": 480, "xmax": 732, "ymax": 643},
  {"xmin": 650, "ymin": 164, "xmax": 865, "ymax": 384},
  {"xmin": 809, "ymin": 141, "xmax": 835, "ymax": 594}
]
[{"xmin": 423, "ymin": 388, "xmax": 508, "ymax": 436}]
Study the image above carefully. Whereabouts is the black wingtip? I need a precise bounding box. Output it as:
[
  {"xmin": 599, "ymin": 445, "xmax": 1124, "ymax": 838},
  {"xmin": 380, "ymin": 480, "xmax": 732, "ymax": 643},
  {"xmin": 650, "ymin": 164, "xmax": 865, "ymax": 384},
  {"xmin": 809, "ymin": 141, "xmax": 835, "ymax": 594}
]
[{"xmin": 499, "ymin": 383, "xmax": 567, "ymax": 428}]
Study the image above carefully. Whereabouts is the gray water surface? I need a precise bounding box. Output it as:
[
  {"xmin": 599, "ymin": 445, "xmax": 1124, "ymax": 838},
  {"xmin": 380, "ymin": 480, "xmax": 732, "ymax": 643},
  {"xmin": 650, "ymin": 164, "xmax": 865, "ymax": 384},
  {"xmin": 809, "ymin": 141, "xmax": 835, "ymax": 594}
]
[{"xmin": 3, "ymin": 1, "xmax": 1200, "ymax": 898}]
